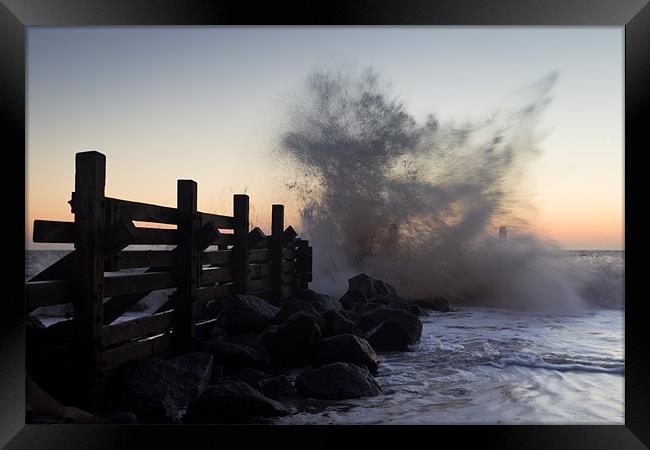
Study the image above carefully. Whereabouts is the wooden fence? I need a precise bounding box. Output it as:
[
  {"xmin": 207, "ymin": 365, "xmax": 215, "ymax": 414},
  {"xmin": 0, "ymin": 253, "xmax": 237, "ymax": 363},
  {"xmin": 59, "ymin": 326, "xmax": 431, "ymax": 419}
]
[{"xmin": 26, "ymin": 151, "xmax": 312, "ymax": 412}]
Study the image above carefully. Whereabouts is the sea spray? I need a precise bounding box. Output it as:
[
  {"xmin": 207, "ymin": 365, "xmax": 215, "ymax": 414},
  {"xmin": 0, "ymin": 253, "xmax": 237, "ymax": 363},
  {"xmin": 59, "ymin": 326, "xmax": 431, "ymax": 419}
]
[{"xmin": 276, "ymin": 68, "xmax": 621, "ymax": 310}]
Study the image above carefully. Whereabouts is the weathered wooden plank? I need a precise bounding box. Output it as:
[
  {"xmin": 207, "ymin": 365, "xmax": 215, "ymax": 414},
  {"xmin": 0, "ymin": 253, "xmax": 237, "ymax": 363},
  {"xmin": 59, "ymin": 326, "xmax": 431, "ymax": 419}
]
[
  {"xmin": 281, "ymin": 271, "xmax": 295, "ymax": 284},
  {"xmin": 130, "ymin": 227, "xmax": 177, "ymax": 245},
  {"xmin": 116, "ymin": 250, "xmax": 175, "ymax": 270},
  {"xmin": 106, "ymin": 197, "xmax": 178, "ymax": 224},
  {"xmin": 73, "ymin": 151, "xmax": 106, "ymax": 412},
  {"xmin": 282, "ymin": 283, "xmax": 294, "ymax": 299},
  {"xmin": 248, "ymin": 277, "xmax": 271, "ymax": 293},
  {"xmin": 104, "ymin": 218, "xmax": 136, "ymax": 258},
  {"xmin": 200, "ymin": 250, "xmax": 231, "ymax": 265},
  {"xmin": 201, "ymin": 267, "xmax": 232, "ymax": 285},
  {"xmin": 102, "ymin": 332, "xmax": 172, "ymax": 373},
  {"xmin": 28, "ymin": 251, "xmax": 75, "ymax": 282},
  {"xmin": 248, "ymin": 227, "xmax": 266, "ymax": 248},
  {"xmin": 249, "ymin": 249, "xmax": 269, "ymax": 263},
  {"xmin": 104, "ymin": 271, "xmax": 175, "ymax": 297},
  {"xmin": 253, "ymin": 238, "xmax": 269, "ymax": 249},
  {"xmin": 26, "ymin": 280, "xmax": 74, "ymax": 308},
  {"xmin": 194, "ymin": 284, "xmax": 235, "ymax": 303},
  {"xmin": 33, "ymin": 220, "xmax": 75, "ymax": 243},
  {"xmin": 232, "ymin": 195, "xmax": 250, "ymax": 294},
  {"xmin": 195, "ymin": 318, "xmax": 219, "ymax": 335},
  {"xmin": 282, "ymin": 260, "xmax": 296, "ymax": 272},
  {"xmin": 197, "ymin": 222, "xmax": 221, "ymax": 251},
  {"xmin": 102, "ymin": 266, "xmax": 171, "ymax": 325},
  {"xmin": 282, "ymin": 225, "xmax": 297, "ymax": 244},
  {"xmin": 102, "ymin": 311, "xmax": 175, "ymax": 348},
  {"xmin": 249, "ymin": 263, "xmax": 270, "ymax": 279},
  {"xmin": 198, "ymin": 211, "xmax": 235, "ymax": 230},
  {"xmin": 282, "ymin": 248, "xmax": 297, "ymax": 259}
]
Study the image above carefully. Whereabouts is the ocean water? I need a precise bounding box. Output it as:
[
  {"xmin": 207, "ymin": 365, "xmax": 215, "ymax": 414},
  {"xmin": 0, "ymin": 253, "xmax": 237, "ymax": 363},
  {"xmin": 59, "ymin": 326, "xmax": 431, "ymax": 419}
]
[{"xmin": 26, "ymin": 249, "xmax": 624, "ymax": 424}]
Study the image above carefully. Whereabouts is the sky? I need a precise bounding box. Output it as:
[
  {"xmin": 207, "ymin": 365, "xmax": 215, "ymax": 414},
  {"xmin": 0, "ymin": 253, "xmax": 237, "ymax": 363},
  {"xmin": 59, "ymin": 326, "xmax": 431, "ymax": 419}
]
[{"xmin": 27, "ymin": 27, "xmax": 623, "ymax": 250}]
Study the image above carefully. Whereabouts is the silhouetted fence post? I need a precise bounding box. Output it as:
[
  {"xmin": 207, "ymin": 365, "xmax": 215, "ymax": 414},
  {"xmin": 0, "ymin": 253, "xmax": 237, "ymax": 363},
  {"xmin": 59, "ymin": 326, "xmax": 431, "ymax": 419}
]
[
  {"xmin": 297, "ymin": 239, "xmax": 309, "ymax": 290},
  {"xmin": 233, "ymin": 194, "xmax": 250, "ymax": 294},
  {"xmin": 72, "ymin": 151, "xmax": 106, "ymax": 412},
  {"xmin": 174, "ymin": 180, "xmax": 198, "ymax": 351},
  {"xmin": 271, "ymin": 204, "xmax": 285, "ymax": 305}
]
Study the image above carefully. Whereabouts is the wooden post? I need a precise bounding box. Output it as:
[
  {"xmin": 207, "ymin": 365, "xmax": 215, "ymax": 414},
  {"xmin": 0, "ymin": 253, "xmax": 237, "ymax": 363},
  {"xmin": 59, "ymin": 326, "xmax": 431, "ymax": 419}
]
[
  {"xmin": 297, "ymin": 239, "xmax": 309, "ymax": 290},
  {"xmin": 233, "ymin": 194, "xmax": 250, "ymax": 295},
  {"xmin": 174, "ymin": 180, "xmax": 198, "ymax": 351},
  {"xmin": 72, "ymin": 151, "xmax": 106, "ymax": 412},
  {"xmin": 271, "ymin": 204, "xmax": 284, "ymax": 305}
]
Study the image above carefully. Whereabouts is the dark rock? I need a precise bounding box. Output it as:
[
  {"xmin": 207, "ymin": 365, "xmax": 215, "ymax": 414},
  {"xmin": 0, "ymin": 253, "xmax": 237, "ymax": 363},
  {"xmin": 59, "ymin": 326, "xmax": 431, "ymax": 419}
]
[
  {"xmin": 339, "ymin": 290, "xmax": 367, "ymax": 310},
  {"xmin": 358, "ymin": 308, "xmax": 422, "ymax": 344},
  {"xmin": 195, "ymin": 338, "xmax": 269, "ymax": 371},
  {"xmin": 261, "ymin": 312, "xmax": 322, "ymax": 368},
  {"xmin": 257, "ymin": 375, "xmax": 297, "ymax": 399},
  {"xmin": 367, "ymin": 320, "xmax": 412, "ymax": 352},
  {"xmin": 184, "ymin": 381, "xmax": 289, "ymax": 423},
  {"xmin": 413, "ymin": 297, "xmax": 451, "ymax": 312},
  {"xmin": 295, "ymin": 288, "xmax": 342, "ymax": 312},
  {"xmin": 322, "ymin": 310, "xmax": 363, "ymax": 338},
  {"xmin": 358, "ymin": 302, "xmax": 385, "ymax": 315},
  {"xmin": 339, "ymin": 310, "xmax": 362, "ymax": 324},
  {"xmin": 216, "ymin": 295, "xmax": 279, "ymax": 335},
  {"xmin": 367, "ymin": 294, "xmax": 394, "ymax": 305},
  {"xmin": 295, "ymin": 362, "xmax": 382, "ymax": 400},
  {"xmin": 227, "ymin": 332, "xmax": 264, "ymax": 350},
  {"xmin": 347, "ymin": 273, "xmax": 399, "ymax": 299},
  {"xmin": 274, "ymin": 298, "xmax": 327, "ymax": 331},
  {"xmin": 312, "ymin": 334, "xmax": 380, "ymax": 374},
  {"xmin": 387, "ymin": 300, "xmax": 424, "ymax": 316},
  {"xmin": 225, "ymin": 367, "xmax": 268, "ymax": 388},
  {"xmin": 107, "ymin": 352, "xmax": 213, "ymax": 422}
]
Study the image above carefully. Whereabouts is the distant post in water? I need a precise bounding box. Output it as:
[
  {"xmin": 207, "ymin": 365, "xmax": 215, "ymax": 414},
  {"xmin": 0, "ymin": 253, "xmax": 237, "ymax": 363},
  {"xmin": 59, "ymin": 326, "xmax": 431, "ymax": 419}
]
[
  {"xmin": 271, "ymin": 204, "xmax": 285, "ymax": 305},
  {"xmin": 499, "ymin": 226, "xmax": 507, "ymax": 241}
]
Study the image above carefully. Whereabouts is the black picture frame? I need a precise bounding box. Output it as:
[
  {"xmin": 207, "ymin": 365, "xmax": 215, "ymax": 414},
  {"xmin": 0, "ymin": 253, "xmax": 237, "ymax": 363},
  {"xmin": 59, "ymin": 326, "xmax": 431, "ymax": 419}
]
[{"xmin": 2, "ymin": 1, "xmax": 648, "ymax": 448}]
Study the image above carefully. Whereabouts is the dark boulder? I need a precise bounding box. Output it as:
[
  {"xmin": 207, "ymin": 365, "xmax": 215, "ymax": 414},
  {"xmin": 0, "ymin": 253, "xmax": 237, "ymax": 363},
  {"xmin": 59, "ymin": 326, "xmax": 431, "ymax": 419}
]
[
  {"xmin": 339, "ymin": 310, "xmax": 362, "ymax": 324},
  {"xmin": 413, "ymin": 297, "xmax": 451, "ymax": 312},
  {"xmin": 387, "ymin": 300, "xmax": 424, "ymax": 316},
  {"xmin": 312, "ymin": 334, "xmax": 380, "ymax": 374},
  {"xmin": 367, "ymin": 320, "xmax": 412, "ymax": 352},
  {"xmin": 358, "ymin": 308, "xmax": 422, "ymax": 345},
  {"xmin": 339, "ymin": 291, "xmax": 367, "ymax": 310},
  {"xmin": 358, "ymin": 302, "xmax": 385, "ymax": 315},
  {"xmin": 295, "ymin": 288, "xmax": 342, "ymax": 312},
  {"xmin": 194, "ymin": 338, "xmax": 269, "ymax": 371},
  {"xmin": 216, "ymin": 295, "xmax": 279, "ymax": 335},
  {"xmin": 295, "ymin": 362, "xmax": 382, "ymax": 400},
  {"xmin": 322, "ymin": 310, "xmax": 363, "ymax": 338},
  {"xmin": 107, "ymin": 352, "xmax": 213, "ymax": 422},
  {"xmin": 273, "ymin": 298, "xmax": 327, "ymax": 331},
  {"xmin": 184, "ymin": 381, "xmax": 289, "ymax": 423},
  {"xmin": 257, "ymin": 375, "xmax": 297, "ymax": 400},
  {"xmin": 261, "ymin": 312, "xmax": 322, "ymax": 368},
  {"xmin": 347, "ymin": 273, "xmax": 399, "ymax": 299},
  {"xmin": 225, "ymin": 367, "xmax": 268, "ymax": 388},
  {"xmin": 367, "ymin": 294, "xmax": 394, "ymax": 305}
]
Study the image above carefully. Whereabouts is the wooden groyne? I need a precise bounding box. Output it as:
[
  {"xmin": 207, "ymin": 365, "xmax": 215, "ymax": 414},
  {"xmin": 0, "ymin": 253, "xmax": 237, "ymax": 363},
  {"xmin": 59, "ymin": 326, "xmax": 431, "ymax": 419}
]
[{"xmin": 26, "ymin": 151, "xmax": 312, "ymax": 412}]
